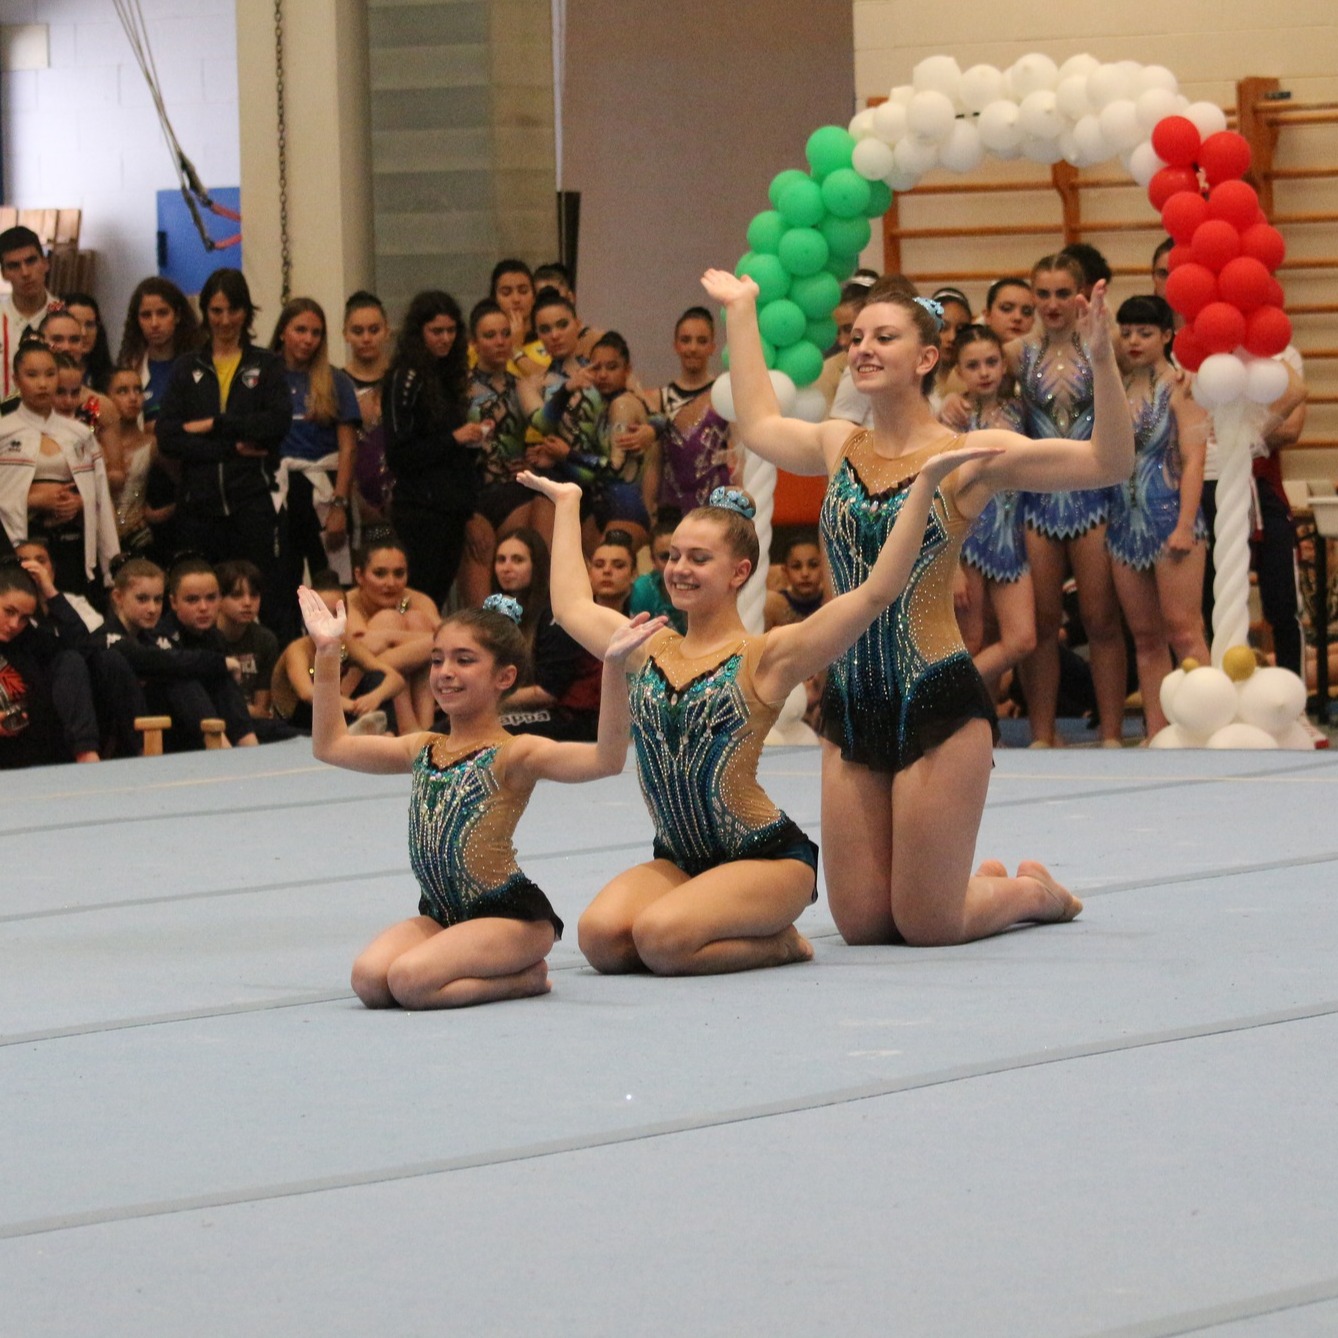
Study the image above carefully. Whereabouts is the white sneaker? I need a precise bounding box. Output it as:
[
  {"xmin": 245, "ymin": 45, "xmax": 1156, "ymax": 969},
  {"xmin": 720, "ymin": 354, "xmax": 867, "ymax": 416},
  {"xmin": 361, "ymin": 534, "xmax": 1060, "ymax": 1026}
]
[{"xmin": 347, "ymin": 710, "xmax": 389, "ymax": 736}]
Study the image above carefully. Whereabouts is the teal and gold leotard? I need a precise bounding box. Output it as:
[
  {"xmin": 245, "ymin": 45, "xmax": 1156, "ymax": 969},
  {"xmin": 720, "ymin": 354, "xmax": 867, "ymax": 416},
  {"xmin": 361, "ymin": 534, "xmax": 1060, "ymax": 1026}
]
[
  {"xmin": 408, "ymin": 734, "xmax": 563, "ymax": 934},
  {"xmin": 819, "ymin": 430, "xmax": 996, "ymax": 774},
  {"xmin": 628, "ymin": 629, "xmax": 818, "ymax": 881}
]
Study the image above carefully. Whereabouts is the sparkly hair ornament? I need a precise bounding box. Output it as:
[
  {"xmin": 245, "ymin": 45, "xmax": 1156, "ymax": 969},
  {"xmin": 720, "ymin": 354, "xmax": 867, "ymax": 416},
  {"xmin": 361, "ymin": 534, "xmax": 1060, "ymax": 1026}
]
[
  {"xmin": 913, "ymin": 296, "xmax": 945, "ymax": 331},
  {"xmin": 707, "ymin": 486, "xmax": 756, "ymax": 521},
  {"xmin": 482, "ymin": 593, "xmax": 523, "ymax": 625}
]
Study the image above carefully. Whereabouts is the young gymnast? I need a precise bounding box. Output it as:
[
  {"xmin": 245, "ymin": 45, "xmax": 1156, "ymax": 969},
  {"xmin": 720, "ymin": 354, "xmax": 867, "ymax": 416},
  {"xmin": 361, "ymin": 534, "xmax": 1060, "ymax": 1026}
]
[
  {"xmin": 298, "ymin": 584, "xmax": 665, "ymax": 1008},
  {"xmin": 519, "ymin": 438, "xmax": 999, "ymax": 976},
  {"xmin": 700, "ymin": 264, "xmax": 1134, "ymax": 947}
]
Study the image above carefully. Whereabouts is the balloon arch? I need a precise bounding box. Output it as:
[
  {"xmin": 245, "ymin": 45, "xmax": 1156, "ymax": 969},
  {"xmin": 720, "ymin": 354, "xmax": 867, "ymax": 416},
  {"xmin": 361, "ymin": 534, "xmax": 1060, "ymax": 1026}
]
[{"xmin": 718, "ymin": 52, "xmax": 1309, "ymax": 749}]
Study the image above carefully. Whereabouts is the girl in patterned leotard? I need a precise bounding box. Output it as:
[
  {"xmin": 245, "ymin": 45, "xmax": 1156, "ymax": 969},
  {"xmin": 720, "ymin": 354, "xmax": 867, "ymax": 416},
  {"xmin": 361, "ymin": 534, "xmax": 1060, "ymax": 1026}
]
[
  {"xmin": 946, "ymin": 325, "xmax": 1036, "ymax": 701},
  {"xmin": 1107, "ymin": 295, "xmax": 1210, "ymax": 737},
  {"xmin": 1009, "ymin": 254, "xmax": 1128, "ymax": 747},
  {"xmin": 703, "ymin": 265, "xmax": 1133, "ymax": 947},
  {"xmin": 518, "ymin": 438, "xmax": 996, "ymax": 976},
  {"xmin": 299, "ymin": 585, "xmax": 665, "ymax": 1009}
]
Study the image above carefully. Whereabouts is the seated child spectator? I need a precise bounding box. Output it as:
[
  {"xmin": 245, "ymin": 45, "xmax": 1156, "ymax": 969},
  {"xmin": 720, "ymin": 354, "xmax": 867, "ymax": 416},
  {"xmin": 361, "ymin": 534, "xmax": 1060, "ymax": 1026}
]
[
  {"xmin": 764, "ymin": 533, "xmax": 828, "ymax": 630},
  {"xmin": 272, "ymin": 569, "xmax": 404, "ymax": 734},
  {"xmin": 98, "ymin": 367, "xmax": 173, "ymax": 562},
  {"xmin": 94, "ymin": 557, "xmax": 254, "ymax": 751},
  {"xmin": 215, "ymin": 559, "xmax": 293, "ymax": 740},
  {"xmin": 589, "ymin": 528, "xmax": 637, "ymax": 613},
  {"xmin": 629, "ymin": 516, "xmax": 685, "ymax": 633}
]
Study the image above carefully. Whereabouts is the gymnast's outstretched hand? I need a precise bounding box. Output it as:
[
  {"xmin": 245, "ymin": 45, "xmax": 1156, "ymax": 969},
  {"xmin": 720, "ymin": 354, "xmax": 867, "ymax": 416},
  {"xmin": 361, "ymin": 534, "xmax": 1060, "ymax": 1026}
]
[
  {"xmin": 606, "ymin": 611, "xmax": 668, "ymax": 668},
  {"xmin": 701, "ymin": 268, "xmax": 759, "ymax": 309},
  {"xmin": 298, "ymin": 585, "xmax": 345, "ymax": 653},
  {"xmin": 1075, "ymin": 279, "xmax": 1113, "ymax": 361},
  {"xmin": 917, "ymin": 443, "xmax": 1006, "ymax": 489},
  {"xmin": 517, "ymin": 470, "xmax": 583, "ymax": 505}
]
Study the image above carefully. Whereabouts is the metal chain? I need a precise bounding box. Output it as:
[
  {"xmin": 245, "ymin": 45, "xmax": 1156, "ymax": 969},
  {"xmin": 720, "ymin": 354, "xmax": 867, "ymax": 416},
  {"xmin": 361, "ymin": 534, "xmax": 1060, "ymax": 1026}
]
[{"xmin": 273, "ymin": 0, "xmax": 292, "ymax": 302}]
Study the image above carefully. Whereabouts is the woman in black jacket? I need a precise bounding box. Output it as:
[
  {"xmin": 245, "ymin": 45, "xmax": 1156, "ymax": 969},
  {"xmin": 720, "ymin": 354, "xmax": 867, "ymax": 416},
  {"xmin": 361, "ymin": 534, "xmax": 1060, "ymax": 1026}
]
[
  {"xmin": 384, "ymin": 290, "xmax": 483, "ymax": 607},
  {"xmin": 156, "ymin": 268, "xmax": 292, "ymax": 634}
]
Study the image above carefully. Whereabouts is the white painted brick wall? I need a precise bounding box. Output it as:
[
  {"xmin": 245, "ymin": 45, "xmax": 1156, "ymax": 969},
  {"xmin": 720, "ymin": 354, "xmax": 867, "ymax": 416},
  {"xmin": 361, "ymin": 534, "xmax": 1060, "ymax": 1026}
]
[{"xmin": 0, "ymin": 0, "xmax": 239, "ymax": 341}]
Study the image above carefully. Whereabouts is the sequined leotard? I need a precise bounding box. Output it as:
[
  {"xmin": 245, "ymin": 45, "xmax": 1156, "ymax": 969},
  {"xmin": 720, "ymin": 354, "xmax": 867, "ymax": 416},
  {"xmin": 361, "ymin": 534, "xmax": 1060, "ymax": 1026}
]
[
  {"xmin": 628, "ymin": 629, "xmax": 818, "ymax": 880},
  {"xmin": 1016, "ymin": 337, "xmax": 1113, "ymax": 539},
  {"xmin": 960, "ymin": 397, "xmax": 1028, "ymax": 583},
  {"xmin": 819, "ymin": 430, "xmax": 997, "ymax": 773},
  {"xmin": 408, "ymin": 735, "xmax": 563, "ymax": 934},
  {"xmin": 1106, "ymin": 376, "xmax": 1206, "ymax": 570}
]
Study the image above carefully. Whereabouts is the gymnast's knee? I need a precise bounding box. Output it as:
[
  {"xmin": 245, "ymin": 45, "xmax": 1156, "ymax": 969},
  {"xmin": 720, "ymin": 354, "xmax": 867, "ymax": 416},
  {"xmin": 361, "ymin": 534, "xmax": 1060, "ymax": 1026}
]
[
  {"xmin": 350, "ymin": 956, "xmax": 396, "ymax": 1009},
  {"xmin": 577, "ymin": 906, "xmax": 640, "ymax": 974}
]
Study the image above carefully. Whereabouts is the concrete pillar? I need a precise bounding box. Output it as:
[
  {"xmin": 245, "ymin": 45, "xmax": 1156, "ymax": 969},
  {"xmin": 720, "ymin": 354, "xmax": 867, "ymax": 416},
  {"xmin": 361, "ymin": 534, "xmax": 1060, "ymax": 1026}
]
[{"xmin": 235, "ymin": 0, "xmax": 374, "ymax": 335}]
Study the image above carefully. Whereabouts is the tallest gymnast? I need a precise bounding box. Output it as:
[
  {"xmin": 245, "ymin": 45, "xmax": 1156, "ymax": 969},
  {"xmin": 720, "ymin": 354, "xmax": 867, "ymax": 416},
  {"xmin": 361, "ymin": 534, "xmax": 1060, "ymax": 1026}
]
[{"xmin": 701, "ymin": 267, "xmax": 1134, "ymax": 947}]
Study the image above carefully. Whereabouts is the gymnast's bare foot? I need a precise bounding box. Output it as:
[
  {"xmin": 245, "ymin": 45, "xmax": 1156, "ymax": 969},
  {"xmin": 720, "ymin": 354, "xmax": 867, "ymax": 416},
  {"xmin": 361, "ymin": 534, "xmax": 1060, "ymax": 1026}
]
[
  {"xmin": 776, "ymin": 925, "xmax": 815, "ymax": 965},
  {"xmin": 1016, "ymin": 860, "xmax": 1083, "ymax": 923},
  {"xmin": 498, "ymin": 961, "xmax": 552, "ymax": 999},
  {"xmin": 975, "ymin": 859, "xmax": 1008, "ymax": 878}
]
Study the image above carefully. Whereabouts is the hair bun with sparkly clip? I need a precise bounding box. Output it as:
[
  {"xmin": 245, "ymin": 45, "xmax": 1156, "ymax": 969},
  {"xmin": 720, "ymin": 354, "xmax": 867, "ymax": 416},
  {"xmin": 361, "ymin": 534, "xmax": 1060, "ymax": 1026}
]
[
  {"xmin": 913, "ymin": 296, "xmax": 945, "ymax": 331},
  {"xmin": 482, "ymin": 594, "xmax": 523, "ymax": 625},
  {"xmin": 708, "ymin": 486, "xmax": 756, "ymax": 521}
]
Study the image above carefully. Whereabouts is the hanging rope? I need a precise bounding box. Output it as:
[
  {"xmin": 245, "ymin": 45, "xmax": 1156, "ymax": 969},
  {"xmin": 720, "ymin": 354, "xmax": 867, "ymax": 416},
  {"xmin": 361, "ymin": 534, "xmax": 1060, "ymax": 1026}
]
[
  {"xmin": 113, "ymin": 0, "xmax": 241, "ymax": 253},
  {"xmin": 273, "ymin": 0, "xmax": 292, "ymax": 302}
]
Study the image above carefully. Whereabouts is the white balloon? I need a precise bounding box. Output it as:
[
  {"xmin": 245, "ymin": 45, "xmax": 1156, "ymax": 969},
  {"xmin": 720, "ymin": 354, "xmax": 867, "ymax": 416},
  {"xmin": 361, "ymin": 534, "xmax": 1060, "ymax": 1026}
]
[
  {"xmin": 1206, "ymin": 722, "xmax": 1279, "ymax": 750},
  {"xmin": 1184, "ymin": 100, "xmax": 1228, "ymax": 138},
  {"xmin": 883, "ymin": 161, "xmax": 922, "ymax": 192},
  {"xmin": 912, "ymin": 55, "xmax": 962, "ymax": 102},
  {"xmin": 1021, "ymin": 134, "xmax": 1065, "ymax": 165},
  {"xmin": 1098, "ymin": 98, "xmax": 1143, "ymax": 152},
  {"xmin": 893, "ymin": 135, "xmax": 939, "ymax": 176},
  {"xmin": 1192, "ymin": 354, "xmax": 1249, "ymax": 410},
  {"xmin": 1148, "ymin": 722, "xmax": 1195, "ymax": 749},
  {"xmin": 1009, "ymin": 52, "xmax": 1060, "ymax": 99},
  {"xmin": 1072, "ymin": 114, "xmax": 1111, "ymax": 165},
  {"xmin": 1135, "ymin": 87, "xmax": 1182, "ymax": 133},
  {"xmin": 907, "ymin": 89, "xmax": 957, "ymax": 144},
  {"xmin": 1244, "ymin": 356, "xmax": 1290, "ymax": 405},
  {"xmin": 1116, "ymin": 60, "xmax": 1145, "ymax": 89},
  {"xmin": 1173, "ymin": 666, "xmax": 1238, "ymax": 737},
  {"xmin": 1139, "ymin": 64, "xmax": 1179, "ymax": 96},
  {"xmin": 1058, "ymin": 128, "xmax": 1086, "ymax": 167},
  {"xmin": 1237, "ymin": 666, "xmax": 1307, "ymax": 735},
  {"xmin": 1274, "ymin": 721, "xmax": 1317, "ymax": 750},
  {"xmin": 710, "ymin": 372, "xmax": 736, "ymax": 422},
  {"xmin": 1058, "ymin": 53, "xmax": 1100, "ymax": 83},
  {"xmin": 1159, "ymin": 666, "xmax": 1187, "ymax": 722},
  {"xmin": 1018, "ymin": 90, "xmax": 1063, "ymax": 140},
  {"xmin": 848, "ymin": 108, "xmax": 877, "ymax": 140},
  {"xmin": 977, "ymin": 99, "xmax": 1023, "ymax": 152},
  {"xmin": 1087, "ymin": 63, "xmax": 1133, "ymax": 110},
  {"xmin": 791, "ymin": 385, "xmax": 829, "ymax": 424},
  {"xmin": 767, "ymin": 369, "xmax": 798, "ymax": 416},
  {"xmin": 1127, "ymin": 139, "xmax": 1166, "ymax": 187},
  {"xmin": 890, "ymin": 84, "xmax": 915, "ymax": 107},
  {"xmin": 852, "ymin": 136, "xmax": 896, "ymax": 182},
  {"xmin": 871, "ymin": 99, "xmax": 908, "ymax": 145},
  {"xmin": 1056, "ymin": 74, "xmax": 1093, "ymax": 120},
  {"xmin": 961, "ymin": 64, "xmax": 1007, "ymax": 113},
  {"xmin": 938, "ymin": 120, "xmax": 985, "ymax": 173}
]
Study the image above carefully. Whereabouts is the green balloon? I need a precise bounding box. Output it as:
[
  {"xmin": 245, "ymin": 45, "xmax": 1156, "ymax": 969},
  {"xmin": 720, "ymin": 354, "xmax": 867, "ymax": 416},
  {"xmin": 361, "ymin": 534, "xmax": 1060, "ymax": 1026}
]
[
  {"xmin": 805, "ymin": 125, "xmax": 856, "ymax": 181},
  {"xmin": 776, "ymin": 338, "xmax": 825, "ymax": 387},
  {"xmin": 757, "ymin": 298, "xmax": 807, "ymax": 349},
  {"xmin": 777, "ymin": 227, "xmax": 830, "ymax": 278},
  {"xmin": 821, "ymin": 168, "xmax": 872, "ymax": 220},
  {"xmin": 864, "ymin": 179, "xmax": 894, "ymax": 217},
  {"xmin": 820, "ymin": 214, "xmax": 872, "ymax": 259},
  {"xmin": 824, "ymin": 252, "xmax": 859, "ymax": 282},
  {"xmin": 777, "ymin": 178, "xmax": 824, "ymax": 229},
  {"xmin": 761, "ymin": 336, "xmax": 777, "ymax": 370},
  {"xmin": 721, "ymin": 345, "xmax": 729, "ymax": 370},
  {"xmin": 788, "ymin": 271, "xmax": 842, "ymax": 320},
  {"xmin": 746, "ymin": 210, "xmax": 786, "ymax": 256},
  {"xmin": 768, "ymin": 168, "xmax": 811, "ymax": 211},
  {"xmin": 805, "ymin": 317, "xmax": 838, "ymax": 351},
  {"xmin": 737, "ymin": 251, "xmax": 790, "ymax": 306}
]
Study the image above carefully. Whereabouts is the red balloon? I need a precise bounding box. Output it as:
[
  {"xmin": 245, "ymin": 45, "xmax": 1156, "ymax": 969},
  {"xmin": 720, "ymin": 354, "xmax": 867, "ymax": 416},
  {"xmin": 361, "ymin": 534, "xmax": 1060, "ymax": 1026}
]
[
  {"xmin": 1164, "ymin": 263, "xmax": 1219, "ymax": 319},
  {"xmin": 1151, "ymin": 115, "xmax": 1202, "ymax": 168},
  {"xmin": 1149, "ymin": 165, "xmax": 1200, "ymax": 212},
  {"xmin": 1217, "ymin": 256, "xmax": 1274, "ymax": 313},
  {"xmin": 1244, "ymin": 305, "xmax": 1292, "ymax": 358},
  {"xmin": 1194, "ymin": 302, "xmax": 1247, "ymax": 354},
  {"xmin": 1207, "ymin": 180, "xmax": 1260, "ymax": 231},
  {"xmin": 1191, "ymin": 218, "xmax": 1243, "ymax": 272},
  {"xmin": 1266, "ymin": 276, "xmax": 1285, "ymax": 307},
  {"xmin": 1197, "ymin": 130, "xmax": 1252, "ymax": 185},
  {"xmin": 1161, "ymin": 190, "xmax": 1209, "ymax": 245},
  {"xmin": 1240, "ymin": 222, "xmax": 1286, "ymax": 271},
  {"xmin": 1167, "ymin": 244, "xmax": 1194, "ymax": 272},
  {"xmin": 1173, "ymin": 325, "xmax": 1209, "ymax": 372}
]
